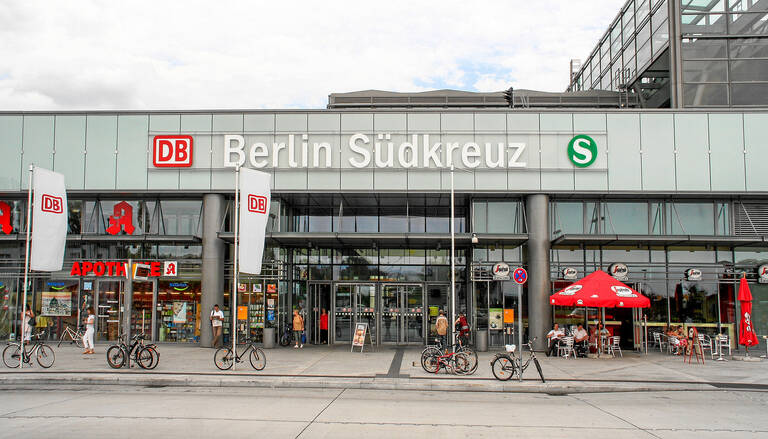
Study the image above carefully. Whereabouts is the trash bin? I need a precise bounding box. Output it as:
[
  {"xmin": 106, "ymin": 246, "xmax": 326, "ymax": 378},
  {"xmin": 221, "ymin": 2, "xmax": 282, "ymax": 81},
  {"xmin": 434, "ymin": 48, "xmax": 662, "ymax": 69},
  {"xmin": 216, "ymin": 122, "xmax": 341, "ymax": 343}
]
[
  {"xmin": 263, "ymin": 327, "xmax": 275, "ymax": 349},
  {"xmin": 476, "ymin": 329, "xmax": 488, "ymax": 352}
]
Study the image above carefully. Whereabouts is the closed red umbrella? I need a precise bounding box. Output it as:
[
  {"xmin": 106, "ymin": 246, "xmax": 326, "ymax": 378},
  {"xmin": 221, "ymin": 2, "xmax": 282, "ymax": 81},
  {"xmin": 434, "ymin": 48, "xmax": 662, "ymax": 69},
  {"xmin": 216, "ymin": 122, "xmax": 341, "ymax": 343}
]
[
  {"xmin": 737, "ymin": 276, "xmax": 759, "ymax": 349},
  {"xmin": 549, "ymin": 270, "xmax": 650, "ymax": 308}
]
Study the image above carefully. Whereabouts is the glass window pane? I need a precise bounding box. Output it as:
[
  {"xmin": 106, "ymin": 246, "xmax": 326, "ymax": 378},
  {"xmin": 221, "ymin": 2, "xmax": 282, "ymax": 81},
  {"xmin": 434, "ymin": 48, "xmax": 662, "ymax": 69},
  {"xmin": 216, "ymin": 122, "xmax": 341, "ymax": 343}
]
[
  {"xmin": 682, "ymin": 37, "xmax": 727, "ymax": 59},
  {"xmin": 653, "ymin": 4, "xmax": 669, "ymax": 31},
  {"xmin": 637, "ymin": 41, "xmax": 653, "ymax": 69},
  {"xmin": 553, "ymin": 202, "xmax": 584, "ymax": 235},
  {"xmin": 728, "ymin": 12, "xmax": 768, "ymax": 34},
  {"xmin": 666, "ymin": 203, "xmax": 715, "ymax": 234},
  {"xmin": 473, "ymin": 201, "xmax": 487, "ymax": 233},
  {"xmin": 681, "ymin": 13, "xmax": 727, "ymax": 34},
  {"xmin": 603, "ymin": 202, "xmax": 649, "ymax": 234},
  {"xmin": 729, "ymin": 59, "xmax": 768, "ymax": 81},
  {"xmin": 652, "ymin": 22, "xmax": 670, "ymax": 54},
  {"xmin": 487, "ymin": 202, "xmax": 518, "ymax": 233},
  {"xmin": 683, "ymin": 60, "xmax": 728, "ymax": 81},
  {"xmin": 683, "ymin": 83, "xmax": 729, "ymax": 105},
  {"xmin": 728, "ymin": 0, "xmax": 768, "ymax": 11},
  {"xmin": 637, "ymin": 0, "xmax": 651, "ymax": 21},
  {"xmin": 731, "ymin": 83, "xmax": 768, "ymax": 105},
  {"xmin": 623, "ymin": 3, "xmax": 636, "ymax": 35},
  {"xmin": 160, "ymin": 200, "xmax": 201, "ymax": 235},
  {"xmin": 682, "ymin": 0, "xmax": 725, "ymax": 12},
  {"xmin": 638, "ymin": 19, "xmax": 652, "ymax": 45},
  {"xmin": 611, "ymin": 26, "xmax": 623, "ymax": 58},
  {"xmin": 729, "ymin": 37, "xmax": 768, "ymax": 58}
]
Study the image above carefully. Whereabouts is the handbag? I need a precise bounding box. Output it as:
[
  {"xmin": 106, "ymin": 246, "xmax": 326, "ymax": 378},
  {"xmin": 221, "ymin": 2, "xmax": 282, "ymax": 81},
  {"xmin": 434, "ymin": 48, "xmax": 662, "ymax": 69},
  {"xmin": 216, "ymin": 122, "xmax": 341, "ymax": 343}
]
[{"xmin": 301, "ymin": 332, "xmax": 306, "ymax": 344}]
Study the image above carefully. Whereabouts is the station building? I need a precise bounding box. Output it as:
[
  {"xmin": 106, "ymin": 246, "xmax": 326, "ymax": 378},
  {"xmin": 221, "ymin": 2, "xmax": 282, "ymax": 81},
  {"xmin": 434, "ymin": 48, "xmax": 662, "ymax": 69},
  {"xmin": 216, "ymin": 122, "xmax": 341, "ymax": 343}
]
[{"xmin": 1, "ymin": 0, "xmax": 766, "ymax": 351}]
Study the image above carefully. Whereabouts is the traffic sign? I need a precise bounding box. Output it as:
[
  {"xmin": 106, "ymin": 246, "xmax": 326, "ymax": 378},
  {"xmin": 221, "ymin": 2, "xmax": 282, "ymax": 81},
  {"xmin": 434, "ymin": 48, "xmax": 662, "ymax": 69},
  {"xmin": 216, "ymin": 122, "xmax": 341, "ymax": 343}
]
[{"xmin": 513, "ymin": 267, "xmax": 528, "ymax": 284}]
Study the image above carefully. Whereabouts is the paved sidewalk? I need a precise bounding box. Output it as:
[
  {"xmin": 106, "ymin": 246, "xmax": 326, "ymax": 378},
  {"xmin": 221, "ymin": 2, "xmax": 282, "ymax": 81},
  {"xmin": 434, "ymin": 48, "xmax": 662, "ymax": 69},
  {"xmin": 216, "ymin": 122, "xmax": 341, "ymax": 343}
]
[{"xmin": 1, "ymin": 342, "xmax": 766, "ymax": 393}]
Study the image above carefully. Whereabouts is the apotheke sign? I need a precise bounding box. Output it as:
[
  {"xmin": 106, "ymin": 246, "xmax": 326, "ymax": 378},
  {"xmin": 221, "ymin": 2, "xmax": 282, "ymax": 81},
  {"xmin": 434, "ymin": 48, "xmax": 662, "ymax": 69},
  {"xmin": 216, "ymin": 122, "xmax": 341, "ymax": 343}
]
[{"xmin": 150, "ymin": 134, "xmax": 599, "ymax": 170}]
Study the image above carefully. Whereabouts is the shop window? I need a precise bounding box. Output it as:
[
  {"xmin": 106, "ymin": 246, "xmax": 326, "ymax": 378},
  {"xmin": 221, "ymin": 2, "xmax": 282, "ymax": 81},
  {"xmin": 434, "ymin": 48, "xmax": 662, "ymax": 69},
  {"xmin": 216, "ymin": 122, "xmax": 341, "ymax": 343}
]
[{"xmin": 156, "ymin": 280, "xmax": 201, "ymax": 343}]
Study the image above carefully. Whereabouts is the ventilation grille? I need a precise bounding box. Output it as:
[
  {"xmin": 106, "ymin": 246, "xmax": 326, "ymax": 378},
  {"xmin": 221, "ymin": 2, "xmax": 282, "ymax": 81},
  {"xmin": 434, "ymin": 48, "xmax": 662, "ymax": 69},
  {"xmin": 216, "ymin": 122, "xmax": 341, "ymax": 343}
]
[{"xmin": 734, "ymin": 203, "xmax": 768, "ymax": 236}]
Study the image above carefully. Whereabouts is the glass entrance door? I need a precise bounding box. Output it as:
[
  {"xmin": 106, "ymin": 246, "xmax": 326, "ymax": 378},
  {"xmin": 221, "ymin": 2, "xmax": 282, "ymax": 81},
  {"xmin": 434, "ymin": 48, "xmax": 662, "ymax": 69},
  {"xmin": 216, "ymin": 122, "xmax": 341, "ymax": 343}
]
[
  {"xmin": 308, "ymin": 283, "xmax": 331, "ymax": 344},
  {"xmin": 333, "ymin": 284, "xmax": 376, "ymax": 344},
  {"xmin": 381, "ymin": 284, "xmax": 425, "ymax": 344},
  {"xmin": 96, "ymin": 280, "xmax": 122, "ymax": 341}
]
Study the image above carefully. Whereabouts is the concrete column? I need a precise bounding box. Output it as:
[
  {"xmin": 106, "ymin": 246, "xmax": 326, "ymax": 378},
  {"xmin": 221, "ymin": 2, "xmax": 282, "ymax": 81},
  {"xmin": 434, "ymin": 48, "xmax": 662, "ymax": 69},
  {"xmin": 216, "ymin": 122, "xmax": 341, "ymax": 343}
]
[
  {"xmin": 668, "ymin": 0, "xmax": 683, "ymax": 108},
  {"xmin": 201, "ymin": 194, "xmax": 226, "ymax": 347},
  {"xmin": 525, "ymin": 194, "xmax": 551, "ymax": 351}
]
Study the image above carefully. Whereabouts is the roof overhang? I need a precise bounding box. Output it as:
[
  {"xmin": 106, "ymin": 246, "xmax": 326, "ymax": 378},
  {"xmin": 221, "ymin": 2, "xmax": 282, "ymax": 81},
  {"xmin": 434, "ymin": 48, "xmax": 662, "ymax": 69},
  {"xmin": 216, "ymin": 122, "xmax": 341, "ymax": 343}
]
[
  {"xmin": 551, "ymin": 234, "xmax": 768, "ymax": 247},
  {"xmin": 218, "ymin": 232, "xmax": 528, "ymax": 248}
]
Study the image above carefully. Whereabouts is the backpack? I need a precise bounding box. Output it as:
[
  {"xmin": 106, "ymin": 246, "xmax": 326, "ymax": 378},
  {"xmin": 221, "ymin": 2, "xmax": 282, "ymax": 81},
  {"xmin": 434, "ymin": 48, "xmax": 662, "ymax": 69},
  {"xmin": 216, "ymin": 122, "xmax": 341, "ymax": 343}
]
[
  {"xmin": 27, "ymin": 314, "xmax": 36, "ymax": 327},
  {"xmin": 436, "ymin": 316, "xmax": 448, "ymax": 335}
]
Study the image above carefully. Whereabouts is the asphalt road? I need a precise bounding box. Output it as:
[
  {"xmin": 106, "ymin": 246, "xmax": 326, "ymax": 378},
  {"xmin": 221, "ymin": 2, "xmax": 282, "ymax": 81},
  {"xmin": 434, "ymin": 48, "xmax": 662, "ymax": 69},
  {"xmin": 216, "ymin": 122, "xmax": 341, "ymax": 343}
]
[{"xmin": 0, "ymin": 386, "xmax": 766, "ymax": 438}]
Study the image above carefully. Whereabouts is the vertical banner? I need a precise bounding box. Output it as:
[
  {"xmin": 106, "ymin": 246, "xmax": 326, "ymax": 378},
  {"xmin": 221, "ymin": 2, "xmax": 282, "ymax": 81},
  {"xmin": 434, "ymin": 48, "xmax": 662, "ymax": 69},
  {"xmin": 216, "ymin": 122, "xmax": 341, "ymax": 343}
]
[
  {"xmin": 30, "ymin": 167, "xmax": 68, "ymax": 271},
  {"xmin": 238, "ymin": 168, "xmax": 271, "ymax": 275}
]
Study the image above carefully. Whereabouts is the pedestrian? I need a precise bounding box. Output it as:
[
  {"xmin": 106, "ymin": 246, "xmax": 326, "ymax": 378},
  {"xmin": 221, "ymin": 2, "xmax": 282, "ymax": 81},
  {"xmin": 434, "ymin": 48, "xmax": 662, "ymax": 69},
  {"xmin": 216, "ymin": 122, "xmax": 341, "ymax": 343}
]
[
  {"xmin": 293, "ymin": 309, "xmax": 304, "ymax": 348},
  {"xmin": 210, "ymin": 304, "xmax": 224, "ymax": 348},
  {"xmin": 319, "ymin": 308, "xmax": 329, "ymax": 344},
  {"xmin": 435, "ymin": 310, "xmax": 448, "ymax": 348},
  {"xmin": 82, "ymin": 307, "xmax": 95, "ymax": 354},
  {"xmin": 22, "ymin": 306, "xmax": 35, "ymax": 342},
  {"xmin": 454, "ymin": 312, "xmax": 470, "ymax": 347}
]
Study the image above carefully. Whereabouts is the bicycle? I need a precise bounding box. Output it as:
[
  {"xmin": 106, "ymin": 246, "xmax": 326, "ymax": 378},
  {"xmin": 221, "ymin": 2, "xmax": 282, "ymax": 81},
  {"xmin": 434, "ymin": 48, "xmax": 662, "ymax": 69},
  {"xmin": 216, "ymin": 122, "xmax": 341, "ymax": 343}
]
[
  {"xmin": 422, "ymin": 349, "xmax": 471, "ymax": 375},
  {"xmin": 57, "ymin": 325, "xmax": 85, "ymax": 348},
  {"xmin": 3, "ymin": 333, "xmax": 55, "ymax": 368},
  {"xmin": 106, "ymin": 333, "xmax": 158, "ymax": 369},
  {"xmin": 421, "ymin": 338, "xmax": 478, "ymax": 375},
  {"xmin": 214, "ymin": 339, "xmax": 267, "ymax": 371},
  {"xmin": 490, "ymin": 338, "xmax": 545, "ymax": 382}
]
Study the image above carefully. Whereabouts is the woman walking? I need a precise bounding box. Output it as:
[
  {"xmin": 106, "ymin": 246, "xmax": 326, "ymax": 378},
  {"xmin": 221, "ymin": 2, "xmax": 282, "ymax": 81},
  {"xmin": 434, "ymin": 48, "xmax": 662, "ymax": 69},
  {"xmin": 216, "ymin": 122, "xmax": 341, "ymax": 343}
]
[
  {"xmin": 22, "ymin": 307, "xmax": 34, "ymax": 342},
  {"xmin": 293, "ymin": 309, "xmax": 304, "ymax": 349},
  {"xmin": 82, "ymin": 307, "xmax": 95, "ymax": 354},
  {"xmin": 319, "ymin": 309, "xmax": 329, "ymax": 344}
]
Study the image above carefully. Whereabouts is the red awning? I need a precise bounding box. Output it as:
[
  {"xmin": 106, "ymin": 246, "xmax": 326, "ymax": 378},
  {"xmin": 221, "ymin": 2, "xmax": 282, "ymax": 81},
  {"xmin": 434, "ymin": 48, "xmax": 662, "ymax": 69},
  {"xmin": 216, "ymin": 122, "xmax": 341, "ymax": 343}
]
[{"xmin": 549, "ymin": 270, "xmax": 650, "ymax": 308}]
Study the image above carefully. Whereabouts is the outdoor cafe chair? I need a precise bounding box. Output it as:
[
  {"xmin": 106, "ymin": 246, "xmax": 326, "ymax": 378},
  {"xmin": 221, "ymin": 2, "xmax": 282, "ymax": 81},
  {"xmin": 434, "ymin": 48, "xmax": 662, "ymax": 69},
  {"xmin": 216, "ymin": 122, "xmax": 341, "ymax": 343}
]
[
  {"xmin": 652, "ymin": 332, "xmax": 666, "ymax": 353},
  {"xmin": 558, "ymin": 336, "xmax": 576, "ymax": 359},
  {"xmin": 698, "ymin": 334, "xmax": 713, "ymax": 359},
  {"xmin": 606, "ymin": 336, "xmax": 622, "ymax": 358},
  {"xmin": 716, "ymin": 334, "xmax": 731, "ymax": 356}
]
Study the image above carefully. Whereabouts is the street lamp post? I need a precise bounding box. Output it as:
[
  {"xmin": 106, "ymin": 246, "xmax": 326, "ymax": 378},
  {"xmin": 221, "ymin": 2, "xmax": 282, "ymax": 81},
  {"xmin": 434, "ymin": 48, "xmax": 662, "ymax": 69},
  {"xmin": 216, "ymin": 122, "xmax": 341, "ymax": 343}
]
[{"xmin": 450, "ymin": 165, "xmax": 456, "ymax": 348}]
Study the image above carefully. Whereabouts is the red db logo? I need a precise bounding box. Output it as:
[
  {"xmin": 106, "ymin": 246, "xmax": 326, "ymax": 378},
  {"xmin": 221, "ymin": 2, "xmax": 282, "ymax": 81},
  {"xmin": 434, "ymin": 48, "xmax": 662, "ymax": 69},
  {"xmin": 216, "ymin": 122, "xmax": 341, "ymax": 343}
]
[
  {"xmin": 153, "ymin": 135, "xmax": 193, "ymax": 167},
  {"xmin": 41, "ymin": 195, "xmax": 64, "ymax": 214},
  {"xmin": 247, "ymin": 195, "xmax": 267, "ymax": 214}
]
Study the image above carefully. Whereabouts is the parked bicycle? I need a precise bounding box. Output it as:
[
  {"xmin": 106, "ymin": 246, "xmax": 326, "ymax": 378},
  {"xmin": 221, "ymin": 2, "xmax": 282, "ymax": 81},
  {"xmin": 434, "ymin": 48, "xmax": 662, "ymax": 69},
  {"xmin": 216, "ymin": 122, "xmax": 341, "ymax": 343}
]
[
  {"xmin": 421, "ymin": 338, "xmax": 478, "ymax": 375},
  {"xmin": 214, "ymin": 338, "xmax": 267, "ymax": 371},
  {"xmin": 279, "ymin": 322, "xmax": 293, "ymax": 347},
  {"xmin": 490, "ymin": 338, "xmax": 545, "ymax": 382},
  {"xmin": 422, "ymin": 349, "xmax": 471, "ymax": 375},
  {"xmin": 57, "ymin": 325, "xmax": 85, "ymax": 348},
  {"xmin": 3, "ymin": 333, "xmax": 55, "ymax": 368},
  {"xmin": 106, "ymin": 333, "xmax": 159, "ymax": 370}
]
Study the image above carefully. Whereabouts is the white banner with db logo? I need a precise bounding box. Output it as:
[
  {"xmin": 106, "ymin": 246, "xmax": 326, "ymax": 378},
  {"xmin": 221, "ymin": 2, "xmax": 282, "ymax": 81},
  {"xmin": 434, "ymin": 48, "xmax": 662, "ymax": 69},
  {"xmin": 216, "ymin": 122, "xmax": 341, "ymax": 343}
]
[
  {"xmin": 31, "ymin": 167, "xmax": 68, "ymax": 271},
  {"xmin": 238, "ymin": 168, "xmax": 271, "ymax": 275}
]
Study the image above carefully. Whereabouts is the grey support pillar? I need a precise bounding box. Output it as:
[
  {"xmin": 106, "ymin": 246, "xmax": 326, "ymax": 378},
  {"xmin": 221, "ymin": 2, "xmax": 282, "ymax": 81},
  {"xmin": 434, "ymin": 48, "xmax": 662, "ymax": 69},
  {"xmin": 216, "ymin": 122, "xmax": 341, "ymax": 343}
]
[
  {"xmin": 525, "ymin": 194, "xmax": 551, "ymax": 351},
  {"xmin": 668, "ymin": 0, "xmax": 683, "ymax": 108},
  {"xmin": 201, "ymin": 194, "xmax": 226, "ymax": 347}
]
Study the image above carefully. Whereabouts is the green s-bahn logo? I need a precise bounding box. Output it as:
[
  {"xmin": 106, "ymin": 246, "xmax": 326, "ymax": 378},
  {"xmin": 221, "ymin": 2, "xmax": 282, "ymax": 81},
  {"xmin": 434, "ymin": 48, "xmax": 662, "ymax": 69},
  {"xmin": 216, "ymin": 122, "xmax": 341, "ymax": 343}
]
[{"xmin": 567, "ymin": 135, "xmax": 597, "ymax": 168}]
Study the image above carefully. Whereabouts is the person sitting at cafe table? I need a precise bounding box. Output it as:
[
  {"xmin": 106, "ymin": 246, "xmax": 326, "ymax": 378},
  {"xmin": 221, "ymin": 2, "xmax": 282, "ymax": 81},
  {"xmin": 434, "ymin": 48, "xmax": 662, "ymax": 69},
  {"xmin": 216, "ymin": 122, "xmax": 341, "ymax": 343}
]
[
  {"xmin": 546, "ymin": 323, "xmax": 565, "ymax": 357},
  {"xmin": 573, "ymin": 324, "xmax": 589, "ymax": 357}
]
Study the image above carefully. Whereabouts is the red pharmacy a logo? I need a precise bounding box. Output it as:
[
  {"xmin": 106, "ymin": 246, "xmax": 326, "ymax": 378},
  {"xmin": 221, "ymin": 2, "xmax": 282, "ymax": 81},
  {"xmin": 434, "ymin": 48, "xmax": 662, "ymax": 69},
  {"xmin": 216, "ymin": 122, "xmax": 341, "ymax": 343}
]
[{"xmin": 106, "ymin": 201, "xmax": 135, "ymax": 235}]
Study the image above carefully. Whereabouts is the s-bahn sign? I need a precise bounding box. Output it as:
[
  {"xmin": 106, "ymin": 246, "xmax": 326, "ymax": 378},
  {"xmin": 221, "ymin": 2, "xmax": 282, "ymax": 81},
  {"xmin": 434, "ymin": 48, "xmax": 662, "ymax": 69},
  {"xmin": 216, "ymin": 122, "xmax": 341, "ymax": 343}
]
[{"xmin": 148, "ymin": 133, "xmax": 601, "ymax": 170}]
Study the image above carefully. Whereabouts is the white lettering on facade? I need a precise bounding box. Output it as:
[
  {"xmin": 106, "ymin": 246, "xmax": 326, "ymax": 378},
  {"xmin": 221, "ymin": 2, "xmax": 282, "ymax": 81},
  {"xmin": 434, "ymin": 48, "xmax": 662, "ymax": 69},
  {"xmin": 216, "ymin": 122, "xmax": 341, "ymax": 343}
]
[{"xmin": 220, "ymin": 133, "xmax": 537, "ymax": 170}]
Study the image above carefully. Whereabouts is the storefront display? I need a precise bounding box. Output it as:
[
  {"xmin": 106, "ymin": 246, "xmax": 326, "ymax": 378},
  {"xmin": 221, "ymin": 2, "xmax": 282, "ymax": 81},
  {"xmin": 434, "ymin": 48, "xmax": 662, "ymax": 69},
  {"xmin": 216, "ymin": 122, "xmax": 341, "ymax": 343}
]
[{"xmin": 157, "ymin": 280, "xmax": 200, "ymax": 343}]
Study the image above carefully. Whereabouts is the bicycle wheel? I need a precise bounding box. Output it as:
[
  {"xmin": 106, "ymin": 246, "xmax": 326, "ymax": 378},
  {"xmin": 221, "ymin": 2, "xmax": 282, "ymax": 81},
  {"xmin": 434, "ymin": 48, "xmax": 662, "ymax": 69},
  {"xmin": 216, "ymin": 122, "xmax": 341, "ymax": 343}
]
[
  {"xmin": 420, "ymin": 347, "xmax": 441, "ymax": 372},
  {"xmin": 452, "ymin": 353, "xmax": 470, "ymax": 375},
  {"xmin": 459, "ymin": 347, "xmax": 479, "ymax": 375},
  {"xmin": 144, "ymin": 345, "xmax": 159, "ymax": 370},
  {"xmin": 2, "ymin": 344, "xmax": 21, "ymax": 368},
  {"xmin": 106, "ymin": 345, "xmax": 126, "ymax": 369},
  {"xmin": 214, "ymin": 348, "xmax": 234, "ymax": 370},
  {"xmin": 249, "ymin": 347, "xmax": 266, "ymax": 370},
  {"xmin": 422, "ymin": 354, "xmax": 440, "ymax": 373},
  {"xmin": 75, "ymin": 334, "xmax": 85, "ymax": 349},
  {"xmin": 491, "ymin": 355, "xmax": 516, "ymax": 381},
  {"xmin": 533, "ymin": 357, "xmax": 545, "ymax": 383},
  {"xmin": 136, "ymin": 347, "xmax": 154, "ymax": 369},
  {"xmin": 36, "ymin": 345, "xmax": 55, "ymax": 368}
]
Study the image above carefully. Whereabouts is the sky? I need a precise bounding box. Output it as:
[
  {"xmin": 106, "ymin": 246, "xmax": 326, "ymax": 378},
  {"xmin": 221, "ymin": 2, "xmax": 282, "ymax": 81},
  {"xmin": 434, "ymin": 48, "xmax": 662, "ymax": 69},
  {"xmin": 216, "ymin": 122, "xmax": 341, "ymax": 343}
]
[{"xmin": 0, "ymin": 0, "xmax": 625, "ymax": 110}]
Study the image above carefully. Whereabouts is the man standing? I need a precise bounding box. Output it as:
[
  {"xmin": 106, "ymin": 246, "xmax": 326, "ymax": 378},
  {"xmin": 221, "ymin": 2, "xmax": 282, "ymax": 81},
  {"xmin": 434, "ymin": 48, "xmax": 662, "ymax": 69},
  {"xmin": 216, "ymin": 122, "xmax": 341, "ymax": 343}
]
[
  {"xmin": 546, "ymin": 323, "xmax": 565, "ymax": 357},
  {"xmin": 210, "ymin": 304, "xmax": 224, "ymax": 348},
  {"xmin": 435, "ymin": 310, "xmax": 449, "ymax": 348}
]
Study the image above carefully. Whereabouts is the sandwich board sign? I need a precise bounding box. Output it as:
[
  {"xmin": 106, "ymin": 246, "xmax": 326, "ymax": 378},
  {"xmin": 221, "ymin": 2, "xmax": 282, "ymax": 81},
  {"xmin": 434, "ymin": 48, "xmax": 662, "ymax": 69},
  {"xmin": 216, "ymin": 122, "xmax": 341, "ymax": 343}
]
[{"xmin": 351, "ymin": 322, "xmax": 373, "ymax": 352}]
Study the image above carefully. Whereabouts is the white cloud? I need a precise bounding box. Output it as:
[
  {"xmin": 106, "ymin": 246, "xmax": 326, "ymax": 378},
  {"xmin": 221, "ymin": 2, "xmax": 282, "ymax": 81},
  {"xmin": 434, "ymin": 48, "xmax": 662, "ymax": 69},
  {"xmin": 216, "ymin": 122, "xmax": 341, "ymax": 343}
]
[{"xmin": 0, "ymin": 0, "xmax": 624, "ymax": 110}]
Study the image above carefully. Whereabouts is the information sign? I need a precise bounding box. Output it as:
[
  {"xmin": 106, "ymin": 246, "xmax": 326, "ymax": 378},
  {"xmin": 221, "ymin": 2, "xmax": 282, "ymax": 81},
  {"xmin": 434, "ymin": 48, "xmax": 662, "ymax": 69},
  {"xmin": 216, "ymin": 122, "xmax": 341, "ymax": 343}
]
[{"xmin": 351, "ymin": 322, "xmax": 373, "ymax": 352}]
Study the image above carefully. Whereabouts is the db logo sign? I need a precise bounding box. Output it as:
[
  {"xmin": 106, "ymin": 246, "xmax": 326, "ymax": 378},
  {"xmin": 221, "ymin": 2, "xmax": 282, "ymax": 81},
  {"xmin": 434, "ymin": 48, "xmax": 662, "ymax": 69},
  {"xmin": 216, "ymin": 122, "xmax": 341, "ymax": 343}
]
[
  {"xmin": 153, "ymin": 135, "xmax": 193, "ymax": 167},
  {"xmin": 41, "ymin": 194, "xmax": 64, "ymax": 214},
  {"xmin": 247, "ymin": 195, "xmax": 268, "ymax": 214}
]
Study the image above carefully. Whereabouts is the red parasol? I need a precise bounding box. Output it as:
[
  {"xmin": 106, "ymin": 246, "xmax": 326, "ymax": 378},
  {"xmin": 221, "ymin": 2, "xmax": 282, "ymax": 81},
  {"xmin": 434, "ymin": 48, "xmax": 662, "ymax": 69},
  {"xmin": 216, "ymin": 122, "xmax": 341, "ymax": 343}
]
[
  {"xmin": 737, "ymin": 276, "xmax": 759, "ymax": 348},
  {"xmin": 549, "ymin": 270, "xmax": 650, "ymax": 308}
]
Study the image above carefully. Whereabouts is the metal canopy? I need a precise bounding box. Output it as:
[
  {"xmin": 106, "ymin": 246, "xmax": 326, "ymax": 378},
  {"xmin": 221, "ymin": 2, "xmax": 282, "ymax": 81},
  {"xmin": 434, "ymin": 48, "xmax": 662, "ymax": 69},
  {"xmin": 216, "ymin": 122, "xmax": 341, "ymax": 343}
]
[
  {"xmin": 218, "ymin": 232, "xmax": 527, "ymax": 248},
  {"xmin": 551, "ymin": 234, "xmax": 768, "ymax": 247},
  {"xmin": 0, "ymin": 234, "xmax": 201, "ymax": 243}
]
